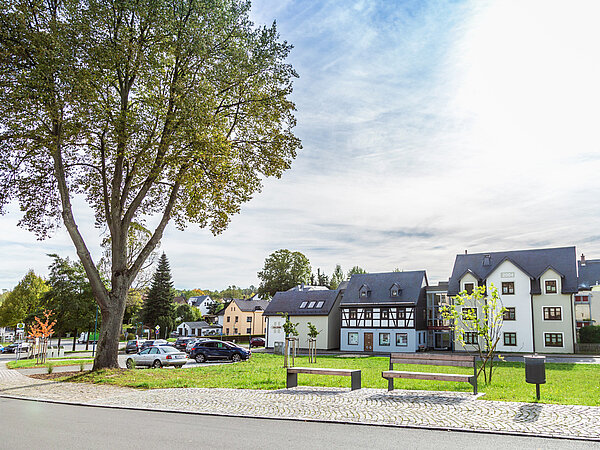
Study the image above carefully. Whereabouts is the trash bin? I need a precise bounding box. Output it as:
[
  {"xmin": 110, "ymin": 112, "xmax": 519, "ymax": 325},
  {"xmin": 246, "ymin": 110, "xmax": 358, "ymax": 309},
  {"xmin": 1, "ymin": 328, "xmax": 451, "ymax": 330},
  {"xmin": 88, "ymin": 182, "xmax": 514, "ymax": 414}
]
[
  {"xmin": 524, "ymin": 354, "xmax": 546, "ymax": 400},
  {"xmin": 274, "ymin": 341, "xmax": 284, "ymax": 355}
]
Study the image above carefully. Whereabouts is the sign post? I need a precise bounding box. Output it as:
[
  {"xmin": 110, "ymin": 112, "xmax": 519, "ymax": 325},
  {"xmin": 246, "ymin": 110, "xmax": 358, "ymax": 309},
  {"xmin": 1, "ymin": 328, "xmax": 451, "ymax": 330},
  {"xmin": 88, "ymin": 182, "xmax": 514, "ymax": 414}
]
[{"xmin": 155, "ymin": 325, "xmax": 160, "ymax": 339}]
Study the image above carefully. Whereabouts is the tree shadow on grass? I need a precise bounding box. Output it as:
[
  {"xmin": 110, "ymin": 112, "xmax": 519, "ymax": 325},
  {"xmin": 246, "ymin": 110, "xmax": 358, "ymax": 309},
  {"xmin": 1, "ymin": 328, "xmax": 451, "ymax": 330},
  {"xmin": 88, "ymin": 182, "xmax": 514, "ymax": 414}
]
[
  {"xmin": 366, "ymin": 391, "xmax": 474, "ymax": 406},
  {"xmin": 513, "ymin": 403, "xmax": 543, "ymax": 423}
]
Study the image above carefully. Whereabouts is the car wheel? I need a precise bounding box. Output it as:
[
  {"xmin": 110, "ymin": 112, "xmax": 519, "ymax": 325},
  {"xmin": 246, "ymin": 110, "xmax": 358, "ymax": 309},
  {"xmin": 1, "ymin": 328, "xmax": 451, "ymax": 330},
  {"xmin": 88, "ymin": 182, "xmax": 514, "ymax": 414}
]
[
  {"xmin": 152, "ymin": 359, "xmax": 162, "ymax": 369},
  {"xmin": 195, "ymin": 353, "xmax": 206, "ymax": 363},
  {"xmin": 231, "ymin": 353, "xmax": 241, "ymax": 362},
  {"xmin": 126, "ymin": 358, "xmax": 134, "ymax": 369},
  {"xmin": 175, "ymin": 364, "xmax": 183, "ymax": 369}
]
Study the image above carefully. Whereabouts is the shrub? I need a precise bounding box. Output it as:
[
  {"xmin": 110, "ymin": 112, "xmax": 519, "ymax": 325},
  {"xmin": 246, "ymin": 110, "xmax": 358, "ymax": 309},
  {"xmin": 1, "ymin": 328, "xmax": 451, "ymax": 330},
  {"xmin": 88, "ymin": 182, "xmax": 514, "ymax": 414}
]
[
  {"xmin": 79, "ymin": 362, "xmax": 85, "ymax": 372},
  {"xmin": 47, "ymin": 363, "xmax": 54, "ymax": 374},
  {"xmin": 580, "ymin": 326, "xmax": 600, "ymax": 343},
  {"xmin": 127, "ymin": 333, "xmax": 135, "ymax": 340},
  {"xmin": 119, "ymin": 333, "xmax": 126, "ymax": 341}
]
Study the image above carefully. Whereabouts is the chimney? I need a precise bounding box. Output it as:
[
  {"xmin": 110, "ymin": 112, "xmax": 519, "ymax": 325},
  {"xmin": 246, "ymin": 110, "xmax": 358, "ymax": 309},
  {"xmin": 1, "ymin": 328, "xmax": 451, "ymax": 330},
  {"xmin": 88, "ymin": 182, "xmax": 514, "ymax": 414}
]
[
  {"xmin": 464, "ymin": 250, "xmax": 468, "ymax": 254},
  {"xmin": 301, "ymin": 282, "xmax": 305, "ymax": 291},
  {"xmin": 581, "ymin": 253, "xmax": 586, "ymax": 266}
]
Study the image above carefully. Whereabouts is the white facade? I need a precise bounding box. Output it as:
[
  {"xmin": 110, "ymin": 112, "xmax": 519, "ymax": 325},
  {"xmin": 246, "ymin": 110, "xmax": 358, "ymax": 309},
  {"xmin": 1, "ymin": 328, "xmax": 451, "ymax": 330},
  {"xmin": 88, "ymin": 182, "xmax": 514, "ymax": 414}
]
[
  {"xmin": 188, "ymin": 296, "xmax": 213, "ymax": 316},
  {"xmin": 266, "ymin": 315, "xmax": 338, "ymax": 350}
]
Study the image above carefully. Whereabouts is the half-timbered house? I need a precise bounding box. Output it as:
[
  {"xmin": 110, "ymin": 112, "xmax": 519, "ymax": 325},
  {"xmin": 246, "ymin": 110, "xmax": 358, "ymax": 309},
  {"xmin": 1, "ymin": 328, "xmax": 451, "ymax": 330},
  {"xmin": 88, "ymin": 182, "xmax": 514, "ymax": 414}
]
[{"xmin": 339, "ymin": 271, "xmax": 428, "ymax": 353}]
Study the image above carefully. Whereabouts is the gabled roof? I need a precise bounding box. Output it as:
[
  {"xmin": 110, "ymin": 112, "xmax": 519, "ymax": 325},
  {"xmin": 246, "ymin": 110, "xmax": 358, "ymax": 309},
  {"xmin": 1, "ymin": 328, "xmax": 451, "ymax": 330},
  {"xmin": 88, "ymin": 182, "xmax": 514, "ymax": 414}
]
[
  {"xmin": 578, "ymin": 259, "xmax": 600, "ymax": 290},
  {"xmin": 232, "ymin": 298, "xmax": 270, "ymax": 312},
  {"xmin": 177, "ymin": 321, "xmax": 215, "ymax": 328},
  {"xmin": 448, "ymin": 247, "xmax": 577, "ymax": 295},
  {"xmin": 188, "ymin": 295, "xmax": 211, "ymax": 306},
  {"xmin": 340, "ymin": 271, "xmax": 427, "ymax": 305},
  {"xmin": 263, "ymin": 289, "xmax": 341, "ymax": 316}
]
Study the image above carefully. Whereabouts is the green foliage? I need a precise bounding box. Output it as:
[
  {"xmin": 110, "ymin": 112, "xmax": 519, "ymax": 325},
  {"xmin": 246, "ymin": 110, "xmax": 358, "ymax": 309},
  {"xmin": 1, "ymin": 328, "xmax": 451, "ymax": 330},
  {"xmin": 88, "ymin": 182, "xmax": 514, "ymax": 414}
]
[
  {"xmin": 579, "ymin": 326, "xmax": 600, "ymax": 343},
  {"xmin": 281, "ymin": 313, "xmax": 299, "ymax": 337},
  {"xmin": 257, "ymin": 250, "xmax": 311, "ymax": 298},
  {"xmin": 307, "ymin": 322, "xmax": 321, "ymax": 339},
  {"xmin": 126, "ymin": 333, "xmax": 136, "ymax": 341},
  {"xmin": 330, "ymin": 265, "xmax": 345, "ymax": 289},
  {"xmin": 0, "ymin": 270, "xmax": 48, "ymax": 327},
  {"xmin": 175, "ymin": 304, "xmax": 202, "ymax": 323},
  {"xmin": 441, "ymin": 284, "xmax": 506, "ymax": 383},
  {"xmin": 43, "ymin": 254, "xmax": 97, "ymax": 336},
  {"xmin": 141, "ymin": 253, "xmax": 175, "ymax": 336},
  {"xmin": 310, "ymin": 268, "xmax": 329, "ymax": 288},
  {"xmin": 347, "ymin": 266, "xmax": 367, "ymax": 279}
]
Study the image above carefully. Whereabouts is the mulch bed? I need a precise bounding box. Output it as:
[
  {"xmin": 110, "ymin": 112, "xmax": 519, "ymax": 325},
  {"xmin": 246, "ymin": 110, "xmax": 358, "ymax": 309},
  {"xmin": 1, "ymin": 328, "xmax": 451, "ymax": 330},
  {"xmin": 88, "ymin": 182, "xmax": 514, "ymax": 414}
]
[{"xmin": 28, "ymin": 371, "xmax": 86, "ymax": 380}]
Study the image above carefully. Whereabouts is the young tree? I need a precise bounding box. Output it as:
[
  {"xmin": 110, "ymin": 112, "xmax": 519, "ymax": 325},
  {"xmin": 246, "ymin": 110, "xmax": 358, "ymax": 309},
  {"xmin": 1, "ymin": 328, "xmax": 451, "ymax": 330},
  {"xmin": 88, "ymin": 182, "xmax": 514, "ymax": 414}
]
[
  {"xmin": 0, "ymin": 0, "xmax": 300, "ymax": 369},
  {"xmin": 175, "ymin": 304, "xmax": 202, "ymax": 323},
  {"xmin": 140, "ymin": 253, "xmax": 175, "ymax": 338},
  {"xmin": 347, "ymin": 266, "xmax": 367, "ymax": 279},
  {"xmin": 310, "ymin": 268, "xmax": 329, "ymax": 288},
  {"xmin": 330, "ymin": 265, "xmax": 345, "ymax": 289},
  {"xmin": 440, "ymin": 284, "xmax": 506, "ymax": 384},
  {"xmin": 257, "ymin": 249, "xmax": 311, "ymax": 298},
  {"xmin": 0, "ymin": 271, "xmax": 49, "ymax": 327}
]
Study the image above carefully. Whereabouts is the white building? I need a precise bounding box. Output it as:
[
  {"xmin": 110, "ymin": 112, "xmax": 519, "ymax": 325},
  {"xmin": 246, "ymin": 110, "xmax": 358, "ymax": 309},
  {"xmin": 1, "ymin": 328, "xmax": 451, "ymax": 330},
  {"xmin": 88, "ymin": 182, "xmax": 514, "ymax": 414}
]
[{"xmin": 187, "ymin": 295, "xmax": 214, "ymax": 316}]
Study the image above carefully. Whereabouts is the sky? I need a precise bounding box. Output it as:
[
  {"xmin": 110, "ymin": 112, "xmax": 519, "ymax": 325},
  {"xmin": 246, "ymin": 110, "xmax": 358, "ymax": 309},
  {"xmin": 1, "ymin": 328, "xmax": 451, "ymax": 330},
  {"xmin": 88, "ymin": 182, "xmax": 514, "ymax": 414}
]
[{"xmin": 2, "ymin": 0, "xmax": 600, "ymax": 290}]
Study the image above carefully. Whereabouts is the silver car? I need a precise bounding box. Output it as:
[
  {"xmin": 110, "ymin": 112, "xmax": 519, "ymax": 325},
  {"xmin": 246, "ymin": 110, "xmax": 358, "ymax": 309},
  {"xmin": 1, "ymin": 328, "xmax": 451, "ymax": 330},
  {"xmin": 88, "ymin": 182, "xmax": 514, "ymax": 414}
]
[{"xmin": 126, "ymin": 346, "xmax": 188, "ymax": 369}]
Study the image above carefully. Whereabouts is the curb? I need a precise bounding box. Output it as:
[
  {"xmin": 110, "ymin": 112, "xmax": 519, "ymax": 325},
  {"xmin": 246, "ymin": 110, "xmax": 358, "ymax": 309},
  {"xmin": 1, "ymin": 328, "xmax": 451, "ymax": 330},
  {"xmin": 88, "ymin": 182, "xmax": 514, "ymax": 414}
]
[{"xmin": 1, "ymin": 393, "xmax": 598, "ymax": 442}]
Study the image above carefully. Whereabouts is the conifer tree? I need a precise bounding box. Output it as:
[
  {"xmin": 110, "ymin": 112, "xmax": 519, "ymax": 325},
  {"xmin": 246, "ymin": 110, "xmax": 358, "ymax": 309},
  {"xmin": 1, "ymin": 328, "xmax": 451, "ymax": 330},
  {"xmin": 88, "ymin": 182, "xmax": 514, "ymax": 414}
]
[{"xmin": 141, "ymin": 253, "xmax": 175, "ymax": 338}]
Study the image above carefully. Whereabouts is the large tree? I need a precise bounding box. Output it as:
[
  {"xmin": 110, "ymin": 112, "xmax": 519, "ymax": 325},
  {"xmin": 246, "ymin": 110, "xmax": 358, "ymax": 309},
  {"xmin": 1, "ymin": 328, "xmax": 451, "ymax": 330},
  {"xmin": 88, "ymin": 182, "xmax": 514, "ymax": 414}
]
[
  {"xmin": 140, "ymin": 253, "xmax": 175, "ymax": 338},
  {"xmin": 0, "ymin": 0, "xmax": 300, "ymax": 369},
  {"xmin": 257, "ymin": 249, "xmax": 311, "ymax": 298}
]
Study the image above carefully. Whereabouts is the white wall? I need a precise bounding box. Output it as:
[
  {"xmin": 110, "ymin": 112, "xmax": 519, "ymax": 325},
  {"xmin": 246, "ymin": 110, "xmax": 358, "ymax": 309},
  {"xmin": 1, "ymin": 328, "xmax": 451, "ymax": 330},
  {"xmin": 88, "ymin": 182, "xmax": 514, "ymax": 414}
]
[{"xmin": 340, "ymin": 328, "xmax": 418, "ymax": 353}]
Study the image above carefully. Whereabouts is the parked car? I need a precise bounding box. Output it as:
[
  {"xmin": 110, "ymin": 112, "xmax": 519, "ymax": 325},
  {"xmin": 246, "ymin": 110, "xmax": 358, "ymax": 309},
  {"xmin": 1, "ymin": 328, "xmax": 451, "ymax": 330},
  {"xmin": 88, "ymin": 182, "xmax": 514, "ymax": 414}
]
[
  {"xmin": 249, "ymin": 337, "xmax": 265, "ymax": 348},
  {"xmin": 2, "ymin": 342, "xmax": 31, "ymax": 353},
  {"xmin": 126, "ymin": 346, "xmax": 188, "ymax": 369},
  {"xmin": 174, "ymin": 337, "xmax": 196, "ymax": 352},
  {"xmin": 125, "ymin": 339, "xmax": 145, "ymax": 354},
  {"xmin": 139, "ymin": 339, "xmax": 169, "ymax": 351},
  {"xmin": 189, "ymin": 339, "xmax": 251, "ymax": 363},
  {"xmin": 185, "ymin": 338, "xmax": 208, "ymax": 353}
]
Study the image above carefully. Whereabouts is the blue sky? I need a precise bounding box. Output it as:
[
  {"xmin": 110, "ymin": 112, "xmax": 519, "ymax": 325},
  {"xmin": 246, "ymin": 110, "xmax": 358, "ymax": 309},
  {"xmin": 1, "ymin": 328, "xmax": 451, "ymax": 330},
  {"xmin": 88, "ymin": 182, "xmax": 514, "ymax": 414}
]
[{"xmin": 2, "ymin": 0, "xmax": 600, "ymax": 290}]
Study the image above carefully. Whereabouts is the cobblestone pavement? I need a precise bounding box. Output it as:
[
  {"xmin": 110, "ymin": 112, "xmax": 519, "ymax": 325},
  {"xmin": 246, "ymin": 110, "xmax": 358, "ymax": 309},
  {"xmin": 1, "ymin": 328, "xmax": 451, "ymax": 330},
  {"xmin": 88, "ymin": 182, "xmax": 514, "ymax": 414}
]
[{"xmin": 1, "ymin": 362, "xmax": 599, "ymax": 441}]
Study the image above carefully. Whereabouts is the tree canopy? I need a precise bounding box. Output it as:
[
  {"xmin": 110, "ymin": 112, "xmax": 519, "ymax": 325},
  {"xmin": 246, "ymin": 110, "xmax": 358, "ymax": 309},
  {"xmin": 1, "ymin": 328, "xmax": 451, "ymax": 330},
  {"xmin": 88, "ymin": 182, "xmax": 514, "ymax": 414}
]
[
  {"xmin": 330, "ymin": 264, "xmax": 345, "ymax": 289},
  {"xmin": 0, "ymin": 0, "xmax": 300, "ymax": 369},
  {"xmin": 0, "ymin": 270, "xmax": 49, "ymax": 327},
  {"xmin": 257, "ymin": 249, "xmax": 311, "ymax": 298},
  {"xmin": 347, "ymin": 266, "xmax": 367, "ymax": 279}
]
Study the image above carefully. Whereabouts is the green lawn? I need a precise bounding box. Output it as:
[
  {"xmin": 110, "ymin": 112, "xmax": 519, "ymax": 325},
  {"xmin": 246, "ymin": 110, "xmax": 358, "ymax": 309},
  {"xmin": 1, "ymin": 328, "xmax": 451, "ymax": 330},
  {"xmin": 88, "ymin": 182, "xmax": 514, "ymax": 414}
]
[
  {"xmin": 7, "ymin": 358, "xmax": 93, "ymax": 369},
  {"xmin": 57, "ymin": 354, "xmax": 600, "ymax": 406}
]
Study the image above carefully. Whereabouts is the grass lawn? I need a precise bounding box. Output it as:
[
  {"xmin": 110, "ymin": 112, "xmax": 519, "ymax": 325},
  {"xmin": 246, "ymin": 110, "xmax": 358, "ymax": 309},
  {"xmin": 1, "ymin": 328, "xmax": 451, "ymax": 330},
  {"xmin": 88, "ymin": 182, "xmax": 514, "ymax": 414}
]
[
  {"xmin": 7, "ymin": 358, "xmax": 93, "ymax": 369},
  {"xmin": 57, "ymin": 354, "xmax": 600, "ymax": 406}
]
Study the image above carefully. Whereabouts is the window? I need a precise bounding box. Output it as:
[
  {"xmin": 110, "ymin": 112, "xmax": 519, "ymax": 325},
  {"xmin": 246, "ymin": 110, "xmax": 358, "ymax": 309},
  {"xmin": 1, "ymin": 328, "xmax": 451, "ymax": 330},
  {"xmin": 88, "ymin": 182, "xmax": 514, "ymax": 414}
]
[
  {"xmin": 246, "ymin": 316, "xmax": 252, "ymax": 322},
  {"xmin": 364, "ymin": 309, "xmax": 373, "ymax": 320},
  {"xmin": 360, "ymin": 290, "xmax": 367, "ymax": 298},
  {"xmin": 464, "ymin": 332, "xmax": 478, "ymax": 344},
  {"xmin": 381, "ymin": 308, "xmax": 389, "ymax": 319},
  {"xmin": 575, "ymin": 295, "xmax": 589, "ymax": 303},
  {"xmin": 391, "ymin": 289, "xmax": 398, "ymax": 297},
  {"xmin": 227, "ymin": 316, "xmax": 230, "ymax": 323},
  {"xmin": 397, "ymin": 309, "xmax": 405, "ymax": 320},
  {"xmin": 503, "ymin": 307, "xmax": 516, "ymax": 321},
  {"xmin": 349, "ymin": 310, "xmax": 357, "ymax": 320},
  {"xmin": 299, "ymin": 301, "xmax": 308, "ymax": 308},
  {"xmin": 543, "ymin": 307, "xmax": 562, "ymax": 321},
  {"xmin": 316, "ymin": 301, "xmax": 324, "ymax": 308},
  {"xmin": 379, "ymin": 333, "xmax": 390, "ymax": 346},
  {"xmin": 235, "ymin": 316, "xmax": 239, "ymax": 322},
  {"xmin": 246, "ymin": 328, "xmax": 251, "ymax": 334},
  {"xmin": 544, "ymin": 333, "xmax": 563, "ymax": 347},
  {"xmin": 348, "ymin": 332, "xmax": 359, "ymax": 345},
  {"xmin": 225, "ymin": 328, "xmax": 229, "ymax": 335},
  {"xmin": 502, "ymin": 282, "xmax": 515, "ymax": 295},
  {"xmin": 464, "ymin": 283, "xmax": 474, "ymax": 295},
  {"xmin": 462, "ymin": 307, "xmax": 477, "ymax": 320},
  {"xmin": 396, "ymin": 333, "xmax": 408, "ymax": 346},
  {"xmin": 308, "ymin": 301, "xmax": 316, "ymax": 308},
  {"xmin": 545, "ymin": 280, "xmax": 557, "ymax": 294},
  {"xmin": 234, "ymin": 328, "xmax": 238, "ymax": 334},
  {"xmin": 503, "ymin": 332, "xmax": 517, "ymax": 346}
]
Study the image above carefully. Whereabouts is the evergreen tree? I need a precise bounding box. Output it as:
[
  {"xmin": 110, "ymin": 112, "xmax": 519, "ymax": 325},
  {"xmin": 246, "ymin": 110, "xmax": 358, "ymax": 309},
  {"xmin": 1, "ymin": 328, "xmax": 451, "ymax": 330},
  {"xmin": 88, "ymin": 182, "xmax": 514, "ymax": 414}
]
[
  {"xmin": 141, "ymin": 253, "xmax": 175, "ymax": 337},
  {"xmin": 330, "ymin": 265, "xmax": 345, "ymax": 289}
]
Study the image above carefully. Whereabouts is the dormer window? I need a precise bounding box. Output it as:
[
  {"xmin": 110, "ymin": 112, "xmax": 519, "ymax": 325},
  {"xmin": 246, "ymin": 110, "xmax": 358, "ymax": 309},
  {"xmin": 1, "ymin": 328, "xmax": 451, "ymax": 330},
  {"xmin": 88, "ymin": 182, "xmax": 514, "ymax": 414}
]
[
  {"xmin": 389, "ymin": 283, "xmax": 401, "ymax": 297},
  {"xmin": 359, "ymin": 284, "xmax": 370, "ymax": 298},
  {"xmin": 299, "ymin": 302, "xmax": 307, "ymax": 308},
  {"xmin": 483, "ymin": 254, "xmax": 491, "ymax": 266}
]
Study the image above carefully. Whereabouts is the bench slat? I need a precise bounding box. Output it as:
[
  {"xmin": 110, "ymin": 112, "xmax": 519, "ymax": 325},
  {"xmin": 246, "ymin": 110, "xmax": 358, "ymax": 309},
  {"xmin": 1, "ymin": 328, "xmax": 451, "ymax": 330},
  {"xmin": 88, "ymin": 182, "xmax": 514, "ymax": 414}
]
[
  {"xmin": 288, "ymin": 367, "xmax": 359, "ymax": 376},
  {"xmin": 389, "ymin": 358, "xmax": 474, "ymax": 367},
  {"xmin": 382, "ymin": 370, "xmax": 473, "ymax": 383},
  {"xmin": 390, "ymin": 353, "xmax": 475, "ymax": 363}
]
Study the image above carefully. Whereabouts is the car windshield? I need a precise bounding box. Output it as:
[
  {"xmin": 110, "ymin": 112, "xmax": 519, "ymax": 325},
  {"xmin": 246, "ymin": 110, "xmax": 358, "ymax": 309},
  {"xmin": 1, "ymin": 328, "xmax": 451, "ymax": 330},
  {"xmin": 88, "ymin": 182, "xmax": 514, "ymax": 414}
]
[{"xmin": 161, "ymin": 346, "xmax": 179, "ymax": 353}]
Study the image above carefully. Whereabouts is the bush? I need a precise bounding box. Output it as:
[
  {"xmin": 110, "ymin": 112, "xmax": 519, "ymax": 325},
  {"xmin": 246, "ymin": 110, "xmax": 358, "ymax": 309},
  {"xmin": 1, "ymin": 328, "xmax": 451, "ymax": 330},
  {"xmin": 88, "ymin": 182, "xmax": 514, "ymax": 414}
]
[
  {"xmin": 47, "ymin": 363, "xmax": 54, "ymax": 374},
  {"xmin": 119, "ymin": 333, "xmax": 126, "ymax": 341},
  {"xmin": 580, "ymin": 326, "xmax": 600, "ymax": 343},
  {"xmin": 127, "ymin": 333, "xmax": 135, "ymax": 340}
]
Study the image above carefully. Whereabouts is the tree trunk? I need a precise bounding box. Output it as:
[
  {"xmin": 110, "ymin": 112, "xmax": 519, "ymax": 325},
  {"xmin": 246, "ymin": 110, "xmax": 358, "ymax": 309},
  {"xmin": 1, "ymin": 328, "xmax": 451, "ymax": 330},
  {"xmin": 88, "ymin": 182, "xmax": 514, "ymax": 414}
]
[
  {"xmin": 72, "ymin": 332, "xmax": 76, "ymax": 352},
  {"xmin": 92, "ymin": 282, "xmax": 128, "ymax": 370}
]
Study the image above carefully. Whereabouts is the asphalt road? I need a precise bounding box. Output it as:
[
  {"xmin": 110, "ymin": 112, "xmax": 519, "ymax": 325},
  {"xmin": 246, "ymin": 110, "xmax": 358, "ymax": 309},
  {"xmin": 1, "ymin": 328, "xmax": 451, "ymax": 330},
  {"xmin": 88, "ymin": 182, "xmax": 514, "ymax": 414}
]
[{"xmin": 1, "ymin": 397, "xmax": 598, "ymax": 449}]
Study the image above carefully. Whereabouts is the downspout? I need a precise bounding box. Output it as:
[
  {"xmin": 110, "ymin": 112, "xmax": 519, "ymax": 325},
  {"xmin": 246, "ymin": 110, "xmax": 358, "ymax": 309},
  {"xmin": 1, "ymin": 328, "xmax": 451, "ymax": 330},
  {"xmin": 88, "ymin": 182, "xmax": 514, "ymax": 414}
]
[
  {"xmin": 569, "ymin": 290, "xmax": 576, "ymax": 353},
  {"xmin": 530, "ymin": 279, "xmax": 536, "ymax": 353}
]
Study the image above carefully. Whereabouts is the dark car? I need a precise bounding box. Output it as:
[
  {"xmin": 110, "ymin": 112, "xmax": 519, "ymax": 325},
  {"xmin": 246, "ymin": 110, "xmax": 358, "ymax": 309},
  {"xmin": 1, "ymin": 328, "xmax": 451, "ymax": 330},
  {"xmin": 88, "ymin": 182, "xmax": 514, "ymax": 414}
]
[
  {"xmin": 125, "ymin": 339, "xmax": 144, "ymax": 354},
  {"xmin": 139, "ymin": 339, "xmax": 169, "ymax": 351},
  {"xmin": 189, "ymin": 340, "xmax": 250, "ymax": 363},
  {"xmin": 2, "ymin": 343, "xmax": 30, "ymax": 353},
  {"xmin": 174, "ymin": 337, "xmax": 196, "ymax": 352},
  {"xmin": 249, "ymin": 337, "xmax": 265, "ymax": 348}
]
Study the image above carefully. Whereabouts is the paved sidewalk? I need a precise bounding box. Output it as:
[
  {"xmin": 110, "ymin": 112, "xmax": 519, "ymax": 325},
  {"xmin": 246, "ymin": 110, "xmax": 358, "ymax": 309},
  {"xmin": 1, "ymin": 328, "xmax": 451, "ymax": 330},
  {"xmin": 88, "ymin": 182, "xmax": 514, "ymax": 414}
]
[{"xmin": 1, "ymin": 362, "xmax": 599, "ymax": 441}]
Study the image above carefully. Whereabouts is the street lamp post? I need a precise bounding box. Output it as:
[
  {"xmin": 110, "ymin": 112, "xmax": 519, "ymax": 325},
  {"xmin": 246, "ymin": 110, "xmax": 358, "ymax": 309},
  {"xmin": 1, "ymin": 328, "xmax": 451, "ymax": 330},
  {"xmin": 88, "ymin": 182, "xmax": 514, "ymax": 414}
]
[{"xmin": 92, "ymin": 304, "xmax": 98, "ymax": 357}]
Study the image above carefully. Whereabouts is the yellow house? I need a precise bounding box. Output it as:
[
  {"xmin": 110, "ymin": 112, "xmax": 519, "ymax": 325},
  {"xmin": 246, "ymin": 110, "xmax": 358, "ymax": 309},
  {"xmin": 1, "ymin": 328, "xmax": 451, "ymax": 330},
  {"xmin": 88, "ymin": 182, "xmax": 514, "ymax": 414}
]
[{"xmin": 222, "ymin": 298, "xmax": 269, "ymax": 336}]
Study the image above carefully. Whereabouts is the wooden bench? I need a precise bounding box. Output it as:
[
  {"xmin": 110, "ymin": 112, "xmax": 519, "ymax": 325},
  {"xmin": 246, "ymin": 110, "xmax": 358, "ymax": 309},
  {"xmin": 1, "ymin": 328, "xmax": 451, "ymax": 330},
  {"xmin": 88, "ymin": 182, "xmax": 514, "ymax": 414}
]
[
  {"xmin": 382, "ymin": 353, "xmax": 478, "ymax": 394},
  {"xmin": 287, "ymin": 367, "xmax": 361, "ymax": 391}
]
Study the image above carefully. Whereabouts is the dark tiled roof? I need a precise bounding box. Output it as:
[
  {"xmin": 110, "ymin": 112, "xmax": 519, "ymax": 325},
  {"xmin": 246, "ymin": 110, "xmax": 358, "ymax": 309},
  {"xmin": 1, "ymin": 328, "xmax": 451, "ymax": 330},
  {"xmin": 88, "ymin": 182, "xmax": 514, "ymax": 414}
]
[
  {"xmin": 578, "ymin": 259, "xmax": 600, "ymax": 289},
  {"xmin": 340, "ymin": 271, "xmax": 427, "ymax": 305},
  {"xmin": 173, "ymin": 296, "xmax": 187, "ymax": 305},
  {"xmin": 232, "ymin": 298, "xmax": 270, "ymax": 312},
  {"xmin": 189, "ymin": 295, "xmax": 211, "ymax": 306},
  {"xmin": 177, "ymin": 321, "xmax": 214, "ymax": 328},
  {"xmin": 448, "ymin": 247, "xmax": 577, "ymax": 295},
  {"xmin": 263, "ymin": 289, "xmax": 341, "ymax": 316}
]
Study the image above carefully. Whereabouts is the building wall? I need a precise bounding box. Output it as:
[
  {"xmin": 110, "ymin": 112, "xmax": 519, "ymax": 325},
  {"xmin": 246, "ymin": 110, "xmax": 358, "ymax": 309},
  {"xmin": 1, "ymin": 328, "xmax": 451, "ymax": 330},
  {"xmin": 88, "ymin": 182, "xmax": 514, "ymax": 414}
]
[
  {"xmin": 533, "ymin": 269, "xmax": 575, "ymax": 353},
  {"xmin": 291, "ymin": 316, "xmax": 332, "ymax": 350},
  {"xmin": 340, "ymin": 328, "xmax": 420, "ymax": 353},
  {"xmin": 327, "ymin": 298, "xmax": 341, "ymax": 349},
  {"xmin": 486, "ymin": 260, "xmax": 535, "ymax": 353},
  {"xmin": 222, "ymin": 303, "xmax": 266, "ymax": 336}
]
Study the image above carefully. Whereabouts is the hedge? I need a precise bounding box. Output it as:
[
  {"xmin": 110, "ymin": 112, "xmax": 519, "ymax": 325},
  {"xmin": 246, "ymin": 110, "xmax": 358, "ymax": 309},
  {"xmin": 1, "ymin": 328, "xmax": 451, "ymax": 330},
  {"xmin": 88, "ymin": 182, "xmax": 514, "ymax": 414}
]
[{"xmin": 579, "ymin": 325, "xmax": 600, "ymax": 343}]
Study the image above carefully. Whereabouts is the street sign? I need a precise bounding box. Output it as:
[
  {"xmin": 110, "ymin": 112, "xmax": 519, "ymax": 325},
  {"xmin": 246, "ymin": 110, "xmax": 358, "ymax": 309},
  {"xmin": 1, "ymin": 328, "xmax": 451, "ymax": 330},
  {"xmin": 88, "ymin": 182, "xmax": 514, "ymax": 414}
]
[
  {"xmin": 16, "ymin": 323, "xmax": 25, "ymax": 330},
  {"xmin": 155, "ymin": 325, "xmax": 160, "ymax": 331}
]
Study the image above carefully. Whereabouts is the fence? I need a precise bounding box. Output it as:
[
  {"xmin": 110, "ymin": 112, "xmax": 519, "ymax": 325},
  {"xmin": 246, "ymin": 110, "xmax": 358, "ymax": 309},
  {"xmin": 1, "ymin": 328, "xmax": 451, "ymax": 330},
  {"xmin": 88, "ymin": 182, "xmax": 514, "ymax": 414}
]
[{"xmin": 575, "ymin": 343, "xmax": 600, "ymax": 354}]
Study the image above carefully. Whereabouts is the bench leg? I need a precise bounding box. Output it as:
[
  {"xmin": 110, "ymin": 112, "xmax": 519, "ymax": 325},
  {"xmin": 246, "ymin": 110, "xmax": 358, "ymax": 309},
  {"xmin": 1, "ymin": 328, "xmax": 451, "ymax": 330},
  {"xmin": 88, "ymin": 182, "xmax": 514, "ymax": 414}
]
[
  {"xmin": 471, "ymin": 377, "xmax": 477, "ymax": 395},
  {"xmin": 351, "ymin": 371, "xmax": 361, "ymax": 391},
  {"xmin": 286, "ymin": 371, "xmax": 297, "ymax": 389},
  {"xmin": 387, "ymin": 377, "xmax": 394, "ymax": 392}
]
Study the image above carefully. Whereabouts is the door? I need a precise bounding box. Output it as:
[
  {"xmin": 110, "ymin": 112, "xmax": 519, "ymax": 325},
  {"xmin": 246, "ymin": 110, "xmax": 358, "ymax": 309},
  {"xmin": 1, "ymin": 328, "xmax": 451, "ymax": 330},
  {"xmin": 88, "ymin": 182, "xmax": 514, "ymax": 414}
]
[{"xmin": 364, "ymin": 333, "xmax": 373, "ymax": 352}]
